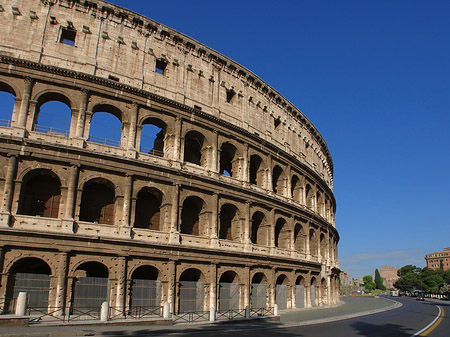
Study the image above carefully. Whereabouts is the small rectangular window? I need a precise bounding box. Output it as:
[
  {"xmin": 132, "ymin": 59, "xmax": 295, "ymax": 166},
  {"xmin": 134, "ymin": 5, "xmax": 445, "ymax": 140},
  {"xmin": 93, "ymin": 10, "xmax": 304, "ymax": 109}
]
[
  {"xmin": 155, "ymin": 59, "xmax": 167, "ymax": 74},
  {"xmin": 60, "ymin": 27, "xmax": 76, "ymax": 46},
  {"xmin": 226, "ymin": 88, "xmax": 235, "ymax": 103}
]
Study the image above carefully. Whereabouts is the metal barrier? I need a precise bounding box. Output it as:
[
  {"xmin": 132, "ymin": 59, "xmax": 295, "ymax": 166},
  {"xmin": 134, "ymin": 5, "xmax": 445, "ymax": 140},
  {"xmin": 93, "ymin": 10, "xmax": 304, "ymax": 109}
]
[
  {"xmin": 109, "ymin": 306, "xmax": 162, "ymax": 320},
  {"xmin": 250, "ymin": 307, "xmax": 274, "ymax": 317},
  {"xmin": 87, "ymin": 135, "xmax": 120, "ymax": 147},
  {"xmin": 34, "ymin": 125, "xmax": 69, "ymax": 137},
  {"xmin": 216, "ymin": 308, "xmax": 246, "ymax": 320},
  {"xmin": 172, "ymin": 311, "xmax": 210, "ymax": 323},
  {"xmin": 0, "ymin": 119, "xmax": 11, "ymax": 127},
  {"xmin": 139, "ymin": 146, "xmax": 164, "ymax": 157},
  {"xmin": 27, "ymin": 307, "xmax": 64, "ymax": 322}
]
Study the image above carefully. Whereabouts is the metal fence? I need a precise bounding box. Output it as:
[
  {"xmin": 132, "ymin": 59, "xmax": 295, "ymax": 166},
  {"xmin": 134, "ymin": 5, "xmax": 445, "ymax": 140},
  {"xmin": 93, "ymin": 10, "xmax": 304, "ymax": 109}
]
[
  {"xmin": 173, "ymin": 310, "xmax": 210, "ymax": 323},
  {"xmin": 296, "ymin": 285, "xmax": 305, "ymax": 308},
  {"xmin": 72, "ymin": 277, "xmax": 108, "ymax": 310},
  {"xmin": 139, "ymin": 146, "xmax": 164, "ymax": 157},
  {"xmin": 0, "ymin": 119, "xmax": 11, "ymax": 127},
  {"xmin": 251, "ymin": 283, "xmax": 266, "ymax": 309},
  {"xmin": 12, "ymin": 273, "xmax": 50, "ymax": 312},
  {"xmin": 87, "ymin": 135, "xmax": 120, "ymax": 147},
  {"xmin": 276, "ymin": 284, "xmax": 287, "ymax": 310},
  {"xmin": 34, "ymin": 125, "xmax": 69, "ymax": 137},
  {"xmin": 218, "ymin": 283, "xmax": 239, "ymax": 312},
  {"xmin": 179, "ymin": 281, "xmax": 204, "ymax": 313}
]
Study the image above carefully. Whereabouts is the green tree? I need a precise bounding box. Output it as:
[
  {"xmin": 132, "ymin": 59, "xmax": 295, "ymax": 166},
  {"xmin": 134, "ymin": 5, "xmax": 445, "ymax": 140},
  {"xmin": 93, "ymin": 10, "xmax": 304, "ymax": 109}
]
[
  {"xmin": 374, "ymin": 269, "xmax": 386, "ymax": 290},
  {"xmin": 394, "ymin": 272, "xmax": 421, "ymax": 292},
  {"xmin": 397, "ymin": 265, "xmax": 420, "ymax": 277},
  {"xmin": 420, "ymin": 268, "xmax": 444, "ymax": 293},
  {"xmin": 363, "ymin": 275, "xmax": 376, "ymax": 291}
]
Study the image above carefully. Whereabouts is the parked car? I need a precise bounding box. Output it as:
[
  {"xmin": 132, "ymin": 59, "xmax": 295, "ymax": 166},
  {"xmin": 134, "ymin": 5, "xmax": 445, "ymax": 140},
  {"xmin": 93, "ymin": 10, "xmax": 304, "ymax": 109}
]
[{"xmin": 416, "ymin": 295, "xmax": 425, "ymax": 301}]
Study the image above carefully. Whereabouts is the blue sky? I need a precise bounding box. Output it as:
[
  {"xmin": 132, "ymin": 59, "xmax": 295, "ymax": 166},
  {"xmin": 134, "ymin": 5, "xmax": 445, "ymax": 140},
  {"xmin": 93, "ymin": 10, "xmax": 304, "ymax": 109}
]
[
  {"xmin": 2, "ymin": 1, "xmax": 448, "ymax": 278},
  {"xmin": 108, "ymin": 0, "xmax": 449, "ymax": 278}
]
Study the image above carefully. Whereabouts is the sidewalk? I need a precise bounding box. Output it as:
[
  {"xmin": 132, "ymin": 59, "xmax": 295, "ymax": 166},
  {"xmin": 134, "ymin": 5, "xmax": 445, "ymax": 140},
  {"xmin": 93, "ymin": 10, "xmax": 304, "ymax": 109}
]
[{"xmin": 0, "ymin": 297, "xmax": 400, "ymax": 337}]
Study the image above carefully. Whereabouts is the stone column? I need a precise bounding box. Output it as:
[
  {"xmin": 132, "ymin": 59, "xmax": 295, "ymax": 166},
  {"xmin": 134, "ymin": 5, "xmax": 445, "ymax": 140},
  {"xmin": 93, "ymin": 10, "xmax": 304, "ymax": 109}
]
[
  {"xmin": 169, "ymin": 184, "xmax": 180, "ymax": 244},
  {"xmin": 55, "ymin": 252, "xmax": 68, "ymax": 315},
  {"xmin": 0, "ymin": 155, "xmax": 18, "ymax": 226},
  {"xmin": 127, "ymin": 103, "xmax": 138, "ymax": 150},
  {"xmin": 212, "ymin": 131, "xmax": 219, "ymax": 172},
  {"xmin": 243, "ymin": 201, "xmax": 251, "ymax": 250},
  {"xmin": 16, "ymin": 77, "xmax": 34, "ymax": 129},
  {"xmin": 62, "ymin": 165, "xmax": 78, "ymax": 232},
  {"xmin": 173, "ymin": 117, "xmax": 182, "ymax": 161},
  {"xmin": 269, "ymin": 208, "xmax": 275, "ymax": 249},
  {"xmin": 120, "ymin": 175, "xmax": 133, "ymax": 238},
  {"xmin": 242, "ymin": 144, "xmax": 249, "ymax": 183},
  {"xmin": 289, "ymin": 215, "xmax": 295, "ymax": 255},
  {"xmin": 0, "ymin": 246, "xmax": 6, "ymax": 313},
  {"xmin": 209, "ymin": 263, "xmax": 217, "ymax": 311},
  {"xmin": 115, "ymin": 257, "xmax": 127, "ymax": 313},
  {"xmin": 266, "ymin": 155, "xmax": 273, "ymax": 191},
  {"xmin": 210, "ymin": 193, "xmax": 219, "ymax": 247},
  {"xmin": 305, "ymin": 284, "xmax": 311, "ymax": 308},
  {"xmin": 75, "ymin": 89, "xmax": 89, "ymax": 138},
  {"xmin": 305, "ymin": 222, "xmax": 311, "ymax": 258},
  {"xmin": 270, "ymin": 268, "xmax": 276, "ymax": 308},
  {"xmin": 167, "ymin": 260, "xmax": 176, "ymax": 314},
  {"xmin": 83, "ymin": 111, "xmax": 94, "ymax": 141},
  {"xmin": 286, "ymin": 165, "xmax": 292, "ymax": 198}
]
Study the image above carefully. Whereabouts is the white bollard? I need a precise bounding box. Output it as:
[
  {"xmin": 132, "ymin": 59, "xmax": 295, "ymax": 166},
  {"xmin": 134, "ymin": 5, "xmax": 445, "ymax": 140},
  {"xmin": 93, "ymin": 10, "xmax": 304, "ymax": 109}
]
[
  {"xmin": 245, "ymin": 305, "xmax": 250, "ymax": 319},
  {"xmin": 209, "ymin": 306, "xmax": 216, "ymax": 322},
  {"xmin": 100, "ymin": 301, "xmax": 109, "ymax": 321},
  {"xmin": 163, "ymin": 301, "xmax": 170, "ymax": 319},
  {"xmin": 274, "ymin": 303, "xmax": 278, "ymax": 316},
  {"xmin": 15, "ymin": 292, "xmax": 27, "ymax": 316}
]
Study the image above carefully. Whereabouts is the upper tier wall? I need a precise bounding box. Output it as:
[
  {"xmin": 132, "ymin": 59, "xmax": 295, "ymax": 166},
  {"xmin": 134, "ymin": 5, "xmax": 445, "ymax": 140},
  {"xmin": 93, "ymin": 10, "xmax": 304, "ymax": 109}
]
[{"xmin": 0, "ymin": 0, "xmax": 334, "ymax": 189}]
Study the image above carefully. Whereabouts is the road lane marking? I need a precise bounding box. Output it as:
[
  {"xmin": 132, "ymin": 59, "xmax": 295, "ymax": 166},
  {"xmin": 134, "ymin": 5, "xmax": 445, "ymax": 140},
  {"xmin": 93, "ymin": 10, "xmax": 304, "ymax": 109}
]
[{"xmin": 411, "ymin": 305, "xmax": 444, "ymax": 336}]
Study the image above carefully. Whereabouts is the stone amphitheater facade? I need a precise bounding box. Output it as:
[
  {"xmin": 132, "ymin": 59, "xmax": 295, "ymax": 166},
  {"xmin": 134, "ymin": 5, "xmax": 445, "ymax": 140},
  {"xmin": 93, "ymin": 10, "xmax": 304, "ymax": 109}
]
[{"xmin": 0, "ymin": 0, "xmax": 340, "ymax": 315}]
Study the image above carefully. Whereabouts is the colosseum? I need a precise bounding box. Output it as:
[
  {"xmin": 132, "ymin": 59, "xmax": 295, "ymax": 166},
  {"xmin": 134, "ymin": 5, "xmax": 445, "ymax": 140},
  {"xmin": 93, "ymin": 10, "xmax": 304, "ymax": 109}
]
[{"xmin": 0, "ymin": 0, "xmax": 339, "ymax": 318}]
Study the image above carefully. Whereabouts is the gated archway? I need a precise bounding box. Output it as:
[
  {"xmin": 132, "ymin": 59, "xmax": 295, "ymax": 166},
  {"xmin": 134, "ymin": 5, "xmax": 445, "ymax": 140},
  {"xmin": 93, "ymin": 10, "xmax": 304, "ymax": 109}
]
[
  {"xmin": 275, "ymin": 274, "xmax": 288, "ymax": 310},
  {"xmin": 71, "ymin": 262, "xmax": 109, "ymax": 310},
  {"xmin": 295, "ymin": 275, "xmax": 305, "ymax": 308},
  {"xmin": 129, "ymin": 266, "xmax": 160, "ymax": 309},
  {"xmin": 250, "ymin": 272, "xmax": 267, "ymax": 309},
  {"xmin": 218, "ymin": 271, "xmax": 240, "ymax": 311},
  {"xmin": 178, "ymin": 268, "xmax": 205, "ymax": 313},
  {"xmin": 5, "ymin": 258, "xmax": 51, "ymax": 313}
]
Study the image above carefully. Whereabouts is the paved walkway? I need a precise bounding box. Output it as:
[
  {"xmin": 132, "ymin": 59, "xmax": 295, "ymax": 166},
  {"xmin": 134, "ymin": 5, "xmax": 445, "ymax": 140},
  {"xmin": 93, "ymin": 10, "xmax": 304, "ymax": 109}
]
[{"xmin": 0, "ymin": 297, "xmax": 400, "ymax": 337}]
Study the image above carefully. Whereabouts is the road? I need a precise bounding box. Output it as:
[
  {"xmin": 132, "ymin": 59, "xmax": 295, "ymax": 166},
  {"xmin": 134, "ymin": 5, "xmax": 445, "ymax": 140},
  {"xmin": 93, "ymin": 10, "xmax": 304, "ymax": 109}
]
[{"xmin": 144, "ymin": 297, "xmax": 449, "ymax": 337}]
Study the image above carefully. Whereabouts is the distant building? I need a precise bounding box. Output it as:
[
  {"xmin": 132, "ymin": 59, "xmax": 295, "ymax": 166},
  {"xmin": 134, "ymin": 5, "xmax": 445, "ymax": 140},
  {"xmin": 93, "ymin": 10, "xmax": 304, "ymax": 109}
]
[
  {"xmin": 425, "ymin": 247, "xmax": 450, "ymax": 271},
  {"xmin": 378, "ymin": 266, "xmax": 399, "ymax": 289}
]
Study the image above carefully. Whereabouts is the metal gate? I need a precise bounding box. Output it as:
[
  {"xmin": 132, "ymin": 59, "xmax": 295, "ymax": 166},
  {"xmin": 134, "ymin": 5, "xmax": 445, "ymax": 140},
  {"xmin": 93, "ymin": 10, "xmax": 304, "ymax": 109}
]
[
  {"xmin": 12, "ymin": 272, "xmax": 50, "ymax": 309},
  {"xmin": 250, "ymin": 283, "xmax": 266, "ymax": 309},
  {"xmin": 295, "ymin": 285, "xmax": 304, "ymax": 308},
  {"xmin": 179, "ymin": 281, "xmax": 204, "ymax": 313},
  {"xmin": 130, "ymin": 279, "xmax": 161, "ymax": 308},
  {"xmin": 276, "ymin": 284, "xmax": 287, "ymax": 310},
  {"xmin": 218, "ymin": 282, "xmax": 239, "ymax": 311},
  {"xmin": 72, "ymin": 277, "xmax": 108, "ymax": 309},
  {"xmin": 311, "ymin": 285, "xmax": 316, "ymax": 307}
]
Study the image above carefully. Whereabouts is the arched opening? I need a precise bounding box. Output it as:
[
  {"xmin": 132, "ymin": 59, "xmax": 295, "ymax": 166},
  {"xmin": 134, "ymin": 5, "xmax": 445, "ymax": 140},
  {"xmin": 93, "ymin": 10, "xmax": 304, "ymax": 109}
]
[
  {"xmin": 140, "ymin": 118, "xmax": 166, "ymax": 157},
  {"xmin": 34, "ymin": 93, "xmax": 72, "ymax": 137},
  {"xmin": 275, "ymin": 218, "xmax": 290, "ymax": 249},
  {"xmin": 5, "ymin": 258, "xmax": 51, "ymax": 313},
  {"xmin": 310, "ymin": 229, "xmax": 318, "ymax": 257},
  {"xmin": 294, "ymin": 223, "xmax": 306, "ymax": 253},
  {"xmin": 219, "ymin": 204, "xmax": 240, "ymax": 241},
  {"xmin": 0, "ymin": 83, "xmax": 16, "ymax": 126},
  {"xmin": 130, "ymin": 266, "xmax": 160, "ymax": 309},
  {"xmin": 218, "ymin": 271, "xmax": 239, "ymax": 311},
  {"xmin": 251, "ymin": 272, "xmax": 267, "ymax": 309},
  {"xmin": 321, "ymin": 278, "xmax": 328, "ymax": 305},
  {"xmin": 272, "ymin": 165, "xmax": 285, "ymax": 195},
  {"xmin": 249, "ymin": 155, "xmax": 264, "ymax": 187},
  {"xmin": 18, "ymin": 170, "xmax": 61, "ymax": 218},
  {"xmin": 291, "ymin": 175, "xmax": 302, "ymax": 202},
  {"xmin": 251, "ymin": 211, "xmax": 269, "ymax": 246},
  {"xmin": 317, "ymin": 191, "xmax": 325, "ymax": 216},
  {"xmin": 295, "ymin": 276, "xmax": 305, "ymax": 308},
  {"xmin": 184, "ymin": 130, "xmax": 205, "ymax": 166},
  {"xmin": 71, "ymin": 262, "xmax": 109, "ymax": 310},
  {"xmin": 178, "ymin": 268, "xmax": 204, "ymax": 313},
  {"xmin": 320, "ymin": 233, "xmax": 326, "ymax": 259},
  {"xmin": 219, "ymin": 142, "xmax": 238, "ymax": 177},
  {"xmin": 276, "ymin": 274, "xmax": 288, "ymax": 310},
  {"xmin": 88, "ymin": 105, "xmax": 123, "ymax": 147},
  {"xmin": 134, "ymin": 188, "xmax": 162, "ymax": 230},
  {"xmin": 306, "ymin": 184, "xmax": 314, "ymax": 210},
  {"xmin": 79, "ymin": 179, "xmax": 115, "ymax": 225},
  {"xmin": 180, "ymin": 196, "xmax": 204, "ymax": 236},
  {"xmin": 310, "ymin": 277, "xmax": 317, "ymax": 307}
]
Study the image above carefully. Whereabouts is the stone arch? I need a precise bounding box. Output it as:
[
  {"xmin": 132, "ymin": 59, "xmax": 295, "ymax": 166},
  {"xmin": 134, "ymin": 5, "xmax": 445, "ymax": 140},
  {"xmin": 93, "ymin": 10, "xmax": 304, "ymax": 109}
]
[
  {"xmin": 219, "ymin": 203, "xmax": 241, "ymax": 241},
  {"xmin": 294, "ymin": 222, "xmax": 306, "ymax": 253},
  {"xmin": 249, "ymin": 154, "xmax": 265, "ymax": 188},
  {"xmin": 275, "ymin": 274, "xmax": 289, "ymax": 310},
  {"xmin": 320, "ymin": 232, "xmax": 327, "ymax": 259},
  {"xmin": 129, "ymin": 265, "xmax": 161, "ymax": 308},
  {"xmin": 275, "ymin": 217, "xmax": 290, "ymax": 249},
  {"xmin": 295, "ymin": 274, "xmax": 306, "ymax": 308},
  {"xmin": 0, "ymin": 81, "xmax": 19, "ymax": 96},
  {"xmin": 316, "ymin": 190, "xmax": 325, "ymax": 216},
  {"xmin": 309, "ymin": 229, "xmax": 318, "ymax": 257},
  {"xmin": 0, "ymin": 81, "xmax": 18, "ymax": 123},
  {"xmin": 250, "ymin": 272, "xmax": 268, "ymax": 309},
  {"xmin": 79, "ymin": 178, "xmax": 116, "ymax": 225},
  {"xmin": 272, "ymin": 165, "xmax": 287, "ymax": 196},
  {"xmin": 4, "ymin": 257, "xmax": 52, "ymax": 313},
  {"xmin": 139, "ymin": 116, "xmax": 167, "ymax": 156},
  {"xmin": 251, "ymin": 210, "xmax": 269, "ymax": 246},
  {"xmin": 17, "ymin": 168, "xmax": 62, "ymax": 218},
  {"xmin": 291, "ymin": 174, "xmax": 302, "ymax": 203},
  {"xmin": 32, "ymin": 91, "xmax": 73, "ymax": 136},
  {"xmin": 71, "ymin": 261, "xmax": 109, "ymax": 309},
  {"xmin": 178, "ymin": 268, "xmax": 206, "ymax": 313},
  {"xmin": 180, "ymin": 195, "xmax": 206, "ymax": 236},
  {"xmin": 218, "ymin": 270, "xmax": 240, "ymax": 311},
  {"xmin": 310, "ymin": 276, "xmax": 318, "ymax": 307},
  {"xmin": 305, "ymin": 184, "xmax": 314, "ymax": 210},
  {"xmin": 219, "ymin": 141, "xmax": 239, "ymax": 177},
  {"xmin": 134, "ymin": 187, "xmax": 163, "ymax": 230},
  {"xmin": 89, "ymin": 103, "xmax": 124, "ymax": 147},
  {"xmin": 183, "ymin": 130, "xmax": 208, "ymax": 167},
  {"xmin": 321, "ymin": 277, "xmax": 328, "ymax": 305}
]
